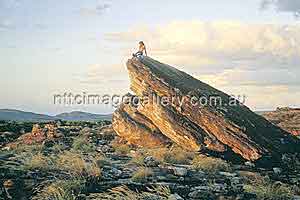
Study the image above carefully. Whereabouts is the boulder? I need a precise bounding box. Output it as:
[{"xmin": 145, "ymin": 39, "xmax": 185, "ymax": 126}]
[{"xmin": 112, "ymin": 57, "xmax": 300, "ymax": 163}]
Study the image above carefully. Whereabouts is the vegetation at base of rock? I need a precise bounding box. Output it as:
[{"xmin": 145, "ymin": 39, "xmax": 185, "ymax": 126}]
[
  {"xmin": 1, "ymin": 118, "xmax": 300, "ymax": 199},
  {"xmin": 244, "ymin": 179, "xmax": 295, "ymax": 200},
  {"xmin": 163, "ymin": 146, "xmax": 195, "ymax": 164},
  {"xmin": 131, "ymin": 167, "xmax": 153, "ymax": 183},
  {"xmin": 111, "ymin": 139, "xmax": 131, "ymax": 155},
  {"xmin": 192, "ymin": 155, "xmax": 231, "ymax": 173},
  {"xmin": 130, "ymin": 145, "xmax": 195, "ymax": 166}
]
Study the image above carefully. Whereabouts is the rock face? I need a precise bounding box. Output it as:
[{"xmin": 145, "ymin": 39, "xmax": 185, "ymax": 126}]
[
  {"xmin": 112, "ymin": 57, "xmax": 300, "ymax": 162},
  {"xmin": 262, "ymin": 107, "xmax": 300, "ymax": 137}
]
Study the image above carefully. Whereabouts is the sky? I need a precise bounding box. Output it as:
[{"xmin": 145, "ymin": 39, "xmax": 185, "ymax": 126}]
[{"xmin": 0, "ymin": 0, "xmax": 299, "ymax": 115}]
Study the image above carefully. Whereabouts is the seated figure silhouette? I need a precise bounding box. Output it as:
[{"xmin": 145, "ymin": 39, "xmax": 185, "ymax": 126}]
[{"xmin": 133, "ymin": 41, "xmax": 147, "ymax": 58}]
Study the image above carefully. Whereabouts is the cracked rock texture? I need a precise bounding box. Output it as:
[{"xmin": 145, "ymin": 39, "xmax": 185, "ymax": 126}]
[{"xmin": 112, "ymin": 57, "xmax": 300, "ymax": 162}]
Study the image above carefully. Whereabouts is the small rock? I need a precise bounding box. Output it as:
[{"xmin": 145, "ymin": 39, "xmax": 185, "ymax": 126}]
[
  {"xmin": 293, "ymin": 195, "xmax": 300, "ymax": 200},
  {"xmin": 3, "ymin": 180, "xmax": 14, "ymax": 189},
  {"xmin": 273, "ymin": 167, "xmax": 282, "ymax": 174},
  {"xmin": 96, "ymin": 139, "xmax": 107, "ymax": 145},
  {"xmin": 109, "ymin": 168, "xmax": 122, "ymax": 178},
  {"xmin": 144, "ymin": 156, "xmax": 159, "ymax": 167},
  {"xmin": 188, "ymin": 190, "xmax": 216, "ymax": 199},
  {"xmin": 101, "ymin": 145, "xmax": 113, "ymax": 153},
  {"xmin": 245, "ymin": 161, "xmax": 255, "ymax": 167},
  {"xmin": 173, "ymin": 167, "xmax": 188, "ymax": 177},
  {"xmin": 219, "ymin": 171, "xmax": 237, "ymax": 177},
  {"xmin": 168, "ymin": 193, "xmax": 184, "ymax": 200},
  {"xmin": 143, "ymin": 194, "xmax": 163, "ymax": 200}
]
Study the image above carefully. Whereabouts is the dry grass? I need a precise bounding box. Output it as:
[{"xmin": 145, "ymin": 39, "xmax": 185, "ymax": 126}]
[
  {"xmin": 164, "ymin": 146, "xmax": 195, "ymax": 164},
  {"xmin": 23, "ymin": 153, "xmax": 54, "ymax": 171},
  {"xmin": 131, "ymin": 145, "xmax": 195, "ymax": 165},
  {"xmin": 244, "ymin": 179, "xmax": 294, "ymax": 200},
  {"xmin": 100, "ymin": 185, "xmax": 171, "ymax": 200},
  {"xmin": 191, "ymin": 155, "xmax": 230, "ymax": 173},
  {"xmin": 13, "ymin": 143, "xmax": 44, "ymax": 154},
  {"xmin": 111, "ymin": 138, "xmax": 131, "ymax": 155},
  {"xmin": 56, "ymin": 151, "xmax": 101, "ymax": 177},
  {"xmin": 72, "ymin": 136, "xmax": 95, "ymax": 153},
  {"xmin": 131, "ymin": 167, "xmax": 153, "ymax": 183},
  {"xmin": 238, "ymin": 171, "xmax": 265, "ymax": 184},
  {"xmin": 129, "ymin": 150, "xmax": 146, "ymax": 166},
  {"xmin": 32, "ymin": 178, "xmax": 84, "ymax": 200}
]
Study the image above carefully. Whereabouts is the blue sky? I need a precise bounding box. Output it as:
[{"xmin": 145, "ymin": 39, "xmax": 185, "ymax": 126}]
[{"xmin": 0, "ymin": 0, "xmax": 299, "ymax": 114}]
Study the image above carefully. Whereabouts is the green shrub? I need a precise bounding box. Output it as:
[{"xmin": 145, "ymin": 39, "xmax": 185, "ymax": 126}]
[{"xmin": 72, "ymin": 136, "xmax": 95, "ymax": 153}]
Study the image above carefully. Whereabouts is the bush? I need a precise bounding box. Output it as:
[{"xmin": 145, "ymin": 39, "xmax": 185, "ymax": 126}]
[
  {"xmin": 163, "ymin": 146, "xmax": 195, "ymax": 164},
  {"xmin": 111, "ymin": 140, "xmax": 131, "ymax": 155},
  {"xmin": 13, "ymin": 143, "xmax": 44, "ymax": 154},
  {"xmin": 131, "ymin": 167, "xmax": 153, "ymax": 183},
  {"xmin": 192, "ymin": 155, "xmax": 230, "ymax": 173},
  {"xmin": 50, "ymin": 143, "xmax": 67, "ymax": 154},
  {"xmin": 244, "ymin": 179, "xmax": 294, "ymax": 200},
  {"xmin": 55, "ymin": 151, "xmax": 101, "ymax": 177},
  {"xmin": 130, "ymin": 146, "xmax": 195, "ymax": 165},
  {"xmin": 238, "ymin": 171, "xmax": 265, "ymax": 184},
  {"xmin": 33, "ymin": 178, "xmax": 85, "ymax": 200},
  {"xmin": 23, "ymin": 153, "xmax": 54, "ymax": 171},
  {"xmin": 72, "ymin": 136, "xmax": 95, "ymax": 153},
  {"xmin": 129, "ymin": 150, "xmax": 147, "ymax": 166}
]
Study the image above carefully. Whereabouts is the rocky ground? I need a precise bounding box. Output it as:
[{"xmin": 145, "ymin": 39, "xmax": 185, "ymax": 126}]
[
  {"xmin": 262, "ymin": 107, "xmax": 300, "ymax": 137},
  {"xmin": 1, "ymin": 121, "xmax": 300, "ymax": 200}
]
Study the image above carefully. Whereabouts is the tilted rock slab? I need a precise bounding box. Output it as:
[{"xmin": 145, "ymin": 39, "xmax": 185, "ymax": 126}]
[{"xmin": 113, "ymin": 57, "xmax": 300, "ymax": 162}]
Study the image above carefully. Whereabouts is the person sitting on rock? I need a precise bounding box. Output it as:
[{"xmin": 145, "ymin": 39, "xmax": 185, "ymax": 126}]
[{"xmin": 133, "ymin": 41, "xmax": 147, "ymax": 58}]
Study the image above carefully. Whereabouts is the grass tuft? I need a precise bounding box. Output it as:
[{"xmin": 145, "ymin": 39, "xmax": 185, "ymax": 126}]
[
  {"xmin": 192, "ymin": 155, "xmax": 230, "ymax": 173},
  {"xmin": 131, "ymin": 167, "xmax": 153, "ymax": 183}
]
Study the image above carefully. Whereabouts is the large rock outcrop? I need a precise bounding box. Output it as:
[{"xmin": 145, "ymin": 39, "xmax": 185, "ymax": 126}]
[{"xmin": 112, "ymin": 57, "xmax": 300, "ymax": 162}]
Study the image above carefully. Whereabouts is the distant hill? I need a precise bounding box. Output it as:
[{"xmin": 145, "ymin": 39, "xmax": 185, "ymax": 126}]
[
  {"xmin": 0, "ymin": 109, "xmax": 55, "ymax": 122},
  {"xmin": 0, "ymin": 109, "xmax": 112, "ymax": 122},
  {"xmin": 55, "ymin": 111, "xmax": 112, "ymax": 121}
]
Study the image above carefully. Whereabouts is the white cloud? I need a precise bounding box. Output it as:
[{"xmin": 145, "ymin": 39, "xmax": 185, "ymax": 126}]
[
  {"xmin": 261, "ymin": 0, "xmax": 300, "ymax": 18},
  {"xmin": 106, "ymin": 21, "xmax": 300, "ymax": 71},
  {"xmin": 105, "ymin": 20, "xmax": 300, "ymax": 109},
  {"xmin": 78, "ymin": 2, "xmax": 111, "ymax": 16},
  {"xmin": 0, "ymin": 19, "xmax": 14, "ymax": 30}
]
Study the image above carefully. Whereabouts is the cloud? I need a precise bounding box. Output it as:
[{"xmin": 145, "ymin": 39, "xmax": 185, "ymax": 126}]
[
  {"xmin": 105, "ymin": 20, "xmax": 300, "ymax": 109},
  {"xmin": 73, "ymin": 64, "xmax": 129, "ymax": 89},
  {"xmin": 106, "ymin": 21, "xmax": 300, "ymax": 72},
  {"xmin": 78, "ymin": 2, "xmax": 111, "ymax": 16},
  {"xmin": 261, "ymin": 0, "xmax": 300, "ymax": 18},
  {"xmin": 0, "ymin": 19, "xmax": 14, "ymax": 30}
]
